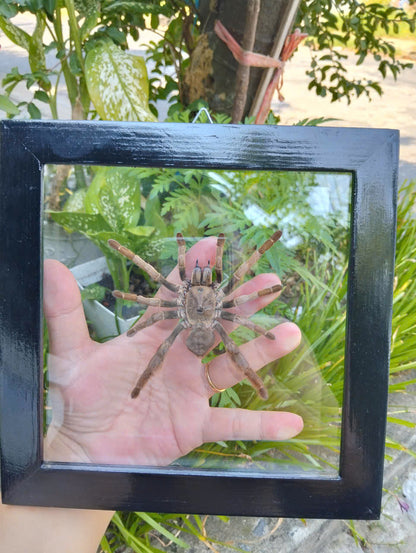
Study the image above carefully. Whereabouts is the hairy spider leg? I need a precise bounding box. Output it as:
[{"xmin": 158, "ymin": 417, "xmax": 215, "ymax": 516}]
[
  {"xmin": 221, "ymin": 230, "xmax": 282, "ymax": 296},
  {"xmin": 176, "ymin": 233, "xmax": 187, "ymax": 281},
  {"xmin": 126, "ymin": 309, "xmax": 180, "ymax": 337},
  {"xmin": 131, "ymin": 322, "xmax": 186, "ymax": 398},
  {"xmin": 222, "ymin": 283, "xmax": 283, "ymax": 308},
  {"xmin": 112, "ymin": 290, "xmax": 178, "ymax": 308},
  {"xmin": 213, "ymin": 321, "xmax": 268, "ymax": 399},
  {"xmin": 215, "ymin": 233, "xmax": 225, "ymax": 283},
  {"xmin": 108, "ymin": 239, "xmax": 180, "ymax": 293}
]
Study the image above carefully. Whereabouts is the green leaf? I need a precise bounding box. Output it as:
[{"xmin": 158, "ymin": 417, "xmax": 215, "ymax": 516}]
[
  {"xmin": 0, "ymin": 94, "xmax": 20, "ymax": 115},
  {"xmin": 81, "ymin": 283, "xmax": 107, "ymax": 302},
  {"xmin": 144, "ymin": 194, "xmax": 170, "ymax": 237},
  {"xmin": 63, "ymin": 188, "xmax": 88, "ymax": 212},
  {"xmin": 85, "ymin": 41, "xmax": 157, "ymax": 121},
  {"xmin": 126, "ymin": 225, "xmax": 154, "ymax": 237},
  {"xmin": 0, "ymin": 15, "xmax": 31, "ymax": 50},
  {"xmin": 34, "ymin": 90, "xmax": 50, "ymax": 103},
  {"xmin": 80, "ymin": 9, "xmax": 100, "ymax": 42},
  {"xmin": 69, "ymin": 51, "xmax": 83, "ymax": 76},
  {"xmin": 84, "ymin": 166, "xmax": 143, "ymax": 231},
  {"xmin": 150, "ymin": 13, "xmax": 159, "ymax": 29},
  {"xmin": 0, "ymin": 2, "xmax": 17, "ymax": 17},
  {"xmin": 49, "ymin": 211, "xmax": 112, "ymax": 235},
  {"xmin": 28, "ymin": 13, "xmax": 49, "ymax": 88},
  {"xmin": 27, "ymin": 102, "xmax": 41, "ymax": 119}
]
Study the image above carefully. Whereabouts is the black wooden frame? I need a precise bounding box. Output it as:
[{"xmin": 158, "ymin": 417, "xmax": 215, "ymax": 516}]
[{"xmin": 0, "ymin": 120, "xmax": 398, "ymax": 518}]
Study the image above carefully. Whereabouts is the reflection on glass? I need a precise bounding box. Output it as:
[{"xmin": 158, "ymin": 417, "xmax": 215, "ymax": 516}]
[{"xmin": 43, "ymin": 165, "xmax": 351, "ymax": 476}]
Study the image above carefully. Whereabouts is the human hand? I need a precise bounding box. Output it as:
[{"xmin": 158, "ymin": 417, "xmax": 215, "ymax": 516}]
[{"xmin": 44, "ymin": 237, "xmax": 303, "ymax": 466}]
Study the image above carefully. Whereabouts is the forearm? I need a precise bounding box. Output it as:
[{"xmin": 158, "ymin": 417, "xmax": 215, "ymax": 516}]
[
  {"xmin": 0, "ymin": 499, "xmax": 113, "ymax": 553},
  {"xmin": 0, "ymin": 431, "xmax": 114, "ymax": 553}
]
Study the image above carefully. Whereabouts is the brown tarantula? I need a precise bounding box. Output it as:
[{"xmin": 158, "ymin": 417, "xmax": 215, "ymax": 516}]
[{"xmin": 108, "ymin": 231, "xmax": 282, "ymax": 400}]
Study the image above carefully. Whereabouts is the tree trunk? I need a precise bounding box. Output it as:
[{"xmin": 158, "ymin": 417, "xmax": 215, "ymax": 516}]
[{"xmin": 184, "ymin": 0, "xmax": 300, "ymax": 118}]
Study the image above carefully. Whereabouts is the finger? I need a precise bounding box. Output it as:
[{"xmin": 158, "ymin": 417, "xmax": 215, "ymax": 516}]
[
  {"xmin": 204, "ymin": 321, "xmax": 301, "ymax": 396},
  {"xmin": 43, "ymin": 259, "xmax": 91, "ymax": 356},
  {"xmin": 204, "ymin": 407, "xmax": 303, "ymax": 442}
]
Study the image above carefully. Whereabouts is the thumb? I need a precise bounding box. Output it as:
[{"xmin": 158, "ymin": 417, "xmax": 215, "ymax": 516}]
[{"xmin": 43, "ymin": 259, "xmax": 91, "ymax": 356}]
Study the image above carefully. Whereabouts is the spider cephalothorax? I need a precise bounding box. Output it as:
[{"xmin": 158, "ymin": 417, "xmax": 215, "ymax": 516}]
[{"xmin": 108, "ymin": 231, "xmax": 282, "ymax": 400}]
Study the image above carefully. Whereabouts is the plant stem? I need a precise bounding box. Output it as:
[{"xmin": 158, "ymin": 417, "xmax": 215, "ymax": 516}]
[
  {"xmin": 54, "ymin": 0, "xmax": 78, "ymax": 109},
  {"xmin": 64, "ymin": 0, "xmax": 84, "ymax": 72}
]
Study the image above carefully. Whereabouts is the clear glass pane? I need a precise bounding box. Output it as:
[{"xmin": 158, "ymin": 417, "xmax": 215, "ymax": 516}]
[{"xmin": 43, "ymin": 165, "xmax": 351, "ymax": 476}]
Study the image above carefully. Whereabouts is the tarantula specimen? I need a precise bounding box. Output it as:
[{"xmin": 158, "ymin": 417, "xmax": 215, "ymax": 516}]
[{"xmin": 108, "ymin": 231, "xmax": 283, "ymax": 400}]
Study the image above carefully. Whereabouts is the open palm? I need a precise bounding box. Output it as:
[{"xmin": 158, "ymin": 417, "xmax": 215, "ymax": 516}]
[{"xmin": 44, "ymin": 237, "xmax": 303, "ymax": 466}]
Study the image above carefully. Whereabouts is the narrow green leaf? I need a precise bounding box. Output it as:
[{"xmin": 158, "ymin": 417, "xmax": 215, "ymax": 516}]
[
  {"xmin": 99, "ymin": 533, "xmax": 112, "ymax": 553},
  {"xmin": 136, "ymin": 512, "xmax": 189, "ymax": 549},
  {"xmin": 386, "ymin": 417, "xmax": 416, "ymax": 429}
]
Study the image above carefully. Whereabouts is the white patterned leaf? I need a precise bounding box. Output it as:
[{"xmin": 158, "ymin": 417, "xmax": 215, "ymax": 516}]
[{"xmin": 85, "ymin": 41, "xmax": 156, "ymax": 122}]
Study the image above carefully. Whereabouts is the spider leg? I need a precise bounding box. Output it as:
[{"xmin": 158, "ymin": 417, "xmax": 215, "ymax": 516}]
[
  {"xmin": 127, "ymin": 310, "xmax": 180, "ymax": 337},
  {"xmin": 222, "ymin": 283, "xmax": 282, "ymax": 308},
  {"xmin": 215, "ymin": 233, "xmax": 225, "ymax": 283},
  {"xmin": 112, "ymin": 290, "xmax": 178, "ymax": 308},
  {"xmin": 221, "ymin": 231, "xmax": 282, "ymax": 296},
  {"xmin": 108, "ymin": 239, "xmax": 180, "ymax": 293},
  {"xmin": 220, "ymin": 311, "xmax": 275, "ymax": 340},
  {"xmin": 131, "ymin": 321, "xmax": 186, "ymax": 398},
  {"xmin": 213, "ymin": 321, "xmax": 268, "ymax": 400},
  {"xmin": 176, "ymin": 233, "xmax": 186, "ymax": 281}
]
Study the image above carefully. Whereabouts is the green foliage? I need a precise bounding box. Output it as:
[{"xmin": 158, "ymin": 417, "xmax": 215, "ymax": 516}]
[
  {"xmin": 2, "ymin": 0, "xmax": 413, "ymax": 119},
  {"xmin": 49, "ymin": 166, "xmax": 160, "ymax": 290},
  {"xmin": 144, "ymin": 8, "xmax": 199, "ymax": 114},
  {"xmin": 0, "ymin": 0, "xmax": 163, "ymax": 119},
  {"xmin": 103, "ymin": 511, "xmax": 236, "ymax": 553},
  {"xmin": 298, "ymin": 0, "xmax": 415, "ymax": 102}
]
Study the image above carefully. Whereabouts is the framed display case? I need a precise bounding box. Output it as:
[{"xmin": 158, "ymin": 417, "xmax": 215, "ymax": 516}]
[{"xmin": 0, "ymin": 120, "xmax": 398, "ymax": 518}]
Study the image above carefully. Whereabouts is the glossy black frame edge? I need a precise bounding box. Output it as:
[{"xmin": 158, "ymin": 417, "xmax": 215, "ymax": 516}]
[{"xmin": 0, "ymin": 120, "xmax": 398, "ymax": 519}]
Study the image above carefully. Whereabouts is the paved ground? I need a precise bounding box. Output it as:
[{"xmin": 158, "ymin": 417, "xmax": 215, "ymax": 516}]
[{"xmin": 278, "ymin": 44, "xmax": 416, "ymax": 185}]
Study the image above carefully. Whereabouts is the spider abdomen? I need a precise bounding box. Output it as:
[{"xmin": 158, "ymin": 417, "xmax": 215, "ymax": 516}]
[
  {"xmin": 184, "ymin": 286, "xmax": 217, "ymax": 356},
  {"xmin": 186, "ymin": 327, "xmax": 216, "ymax": 356}
]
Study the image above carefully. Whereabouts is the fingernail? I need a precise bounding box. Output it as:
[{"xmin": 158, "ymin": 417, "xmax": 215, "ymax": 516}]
[
  {"xmin": 276, "ymin": 414, "xmax": 304, "ymax": 440},
  {"xmin": 281, "ymin": 322, "xmax": 302, "ymax": 351}
]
